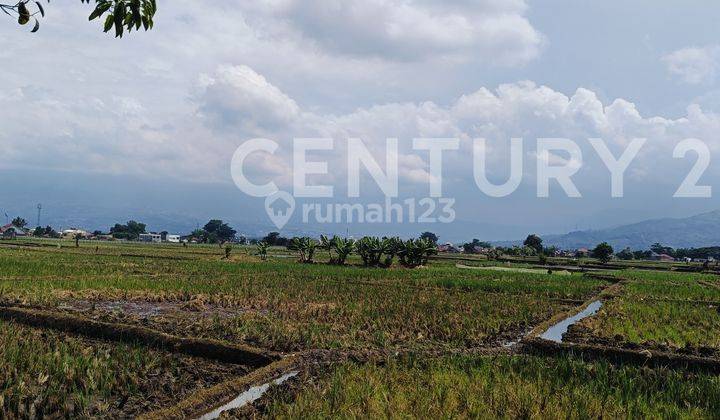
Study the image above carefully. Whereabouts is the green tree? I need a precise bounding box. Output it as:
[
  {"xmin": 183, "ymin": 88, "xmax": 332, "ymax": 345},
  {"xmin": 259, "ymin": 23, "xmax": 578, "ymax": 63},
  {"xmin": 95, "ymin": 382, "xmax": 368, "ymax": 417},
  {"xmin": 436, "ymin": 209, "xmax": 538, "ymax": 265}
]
[
  {"xmin": 262, "ymin": 232, "xmax": 289, "ymax": 246},
  {"xmin": 11, "ymin": 217, "xmax": 26, "ymax": 229},
  {"xmin": 462, "ymin": 239, "xmax": 492, "ymax": 254},
  {"xmin": 650, "ymin": 242, "xmax": 674, "ymax": 256},
  {"xmin": 0, "ymin": 0, "xmax": 157, "ymax": 36},
  {"xmin": 419, "ymin": 232, "xmax": 439, "ymax": 244},
  {"xmin": 523, "ymin": 234, "xmax": 543, "ymax": 254},
  {"xmin": 592, "ymin": 242, "xmax": 614, "ymax": 264},
  {"xmin": 109, "ymin": 220, "xmax": 146, "ymax": 240},
  {"xmin": 617, "ymin": 247, "xmax": 634, "ymax": 260},
  {"xmin": 203, "ymin": 220, "xmax": 236, "ymax": 243}
]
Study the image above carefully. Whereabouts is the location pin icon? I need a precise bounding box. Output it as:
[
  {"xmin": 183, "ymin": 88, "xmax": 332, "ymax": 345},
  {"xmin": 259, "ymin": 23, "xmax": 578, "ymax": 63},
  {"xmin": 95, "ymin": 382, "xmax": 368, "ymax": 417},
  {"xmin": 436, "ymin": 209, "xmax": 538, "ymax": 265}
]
[{"xmin": 265, "ymin": 191, "xmax": 296, "ymax": 230}]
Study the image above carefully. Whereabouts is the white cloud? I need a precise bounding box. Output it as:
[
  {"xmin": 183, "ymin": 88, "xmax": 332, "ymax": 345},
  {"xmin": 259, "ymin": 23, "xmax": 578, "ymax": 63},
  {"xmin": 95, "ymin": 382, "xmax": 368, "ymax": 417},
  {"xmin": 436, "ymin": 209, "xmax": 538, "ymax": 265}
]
[
  {"xmin": 2, "ymin": 61, "xmax": 718, "ymax": 197},
  {"xmin": 186, "ymin": 66, "xmax": 719, "ymax": 197},
  {"xmin": 663, "ymin": 45, "xmax": 720, "ymax": 84},
  {"xmin": 264, "ymin": 0, "xmax": 543, "ymax": 65},
  {"xmin": 197, "ymin": 65, "xmax": 300, "ymax": 131}
]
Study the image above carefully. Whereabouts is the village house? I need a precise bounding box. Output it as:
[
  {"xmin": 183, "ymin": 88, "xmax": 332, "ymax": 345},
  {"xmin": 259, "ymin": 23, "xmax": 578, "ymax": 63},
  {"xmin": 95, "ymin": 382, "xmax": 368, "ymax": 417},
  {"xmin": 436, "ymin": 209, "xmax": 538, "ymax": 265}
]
[
  {"xmin": 649, "ymin": 252, "xmax": 675, "ymax": 262},
  {"xmin": 575, "ymin": 248, "xmax": 590, "ymax": 258},
  {"xmin": 438, "ymin": 243, "xmax": 461, "ymax": 253},
  {"xmin": 0, "ymin": 224, "xmax": 26, "ymax": 239}
]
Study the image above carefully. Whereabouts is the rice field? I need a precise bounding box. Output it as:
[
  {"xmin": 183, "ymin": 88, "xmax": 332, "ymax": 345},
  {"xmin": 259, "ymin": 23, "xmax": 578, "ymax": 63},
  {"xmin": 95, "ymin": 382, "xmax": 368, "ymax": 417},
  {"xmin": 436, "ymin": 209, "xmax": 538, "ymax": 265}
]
[
  {"xmin": 579, "ymin": 299, "xmax": 720, "ymax": 349},
  {"xmin": 0, "ymin": 238, "xmax": 719, "ymax": 417},
  {"xmin": 0, "ymin": 319, "xmax": 249, "ymax": 417},
  {"xmin": 258, "ymin": 355, "xmax": 720, "ymax": 419}
]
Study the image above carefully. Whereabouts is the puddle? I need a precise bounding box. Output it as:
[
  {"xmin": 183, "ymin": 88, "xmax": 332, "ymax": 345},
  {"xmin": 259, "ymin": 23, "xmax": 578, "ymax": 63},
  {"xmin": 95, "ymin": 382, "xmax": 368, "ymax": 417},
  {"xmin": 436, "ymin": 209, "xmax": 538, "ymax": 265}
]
[
  {"xmin": 540, "ymin": 300, "xmax": 602, "ymax": 343},
  {"xmin": 196, "ymin": 371, "xmax": 299, "ymax": 420}
]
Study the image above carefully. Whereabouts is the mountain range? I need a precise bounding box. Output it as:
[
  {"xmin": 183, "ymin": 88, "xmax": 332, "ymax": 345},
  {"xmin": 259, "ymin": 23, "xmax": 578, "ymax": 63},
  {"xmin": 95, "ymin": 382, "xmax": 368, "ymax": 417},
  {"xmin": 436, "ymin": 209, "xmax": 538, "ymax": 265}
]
[{"xmin": 528, "ymin": 210, "xmax": 720, "ymax": 250}]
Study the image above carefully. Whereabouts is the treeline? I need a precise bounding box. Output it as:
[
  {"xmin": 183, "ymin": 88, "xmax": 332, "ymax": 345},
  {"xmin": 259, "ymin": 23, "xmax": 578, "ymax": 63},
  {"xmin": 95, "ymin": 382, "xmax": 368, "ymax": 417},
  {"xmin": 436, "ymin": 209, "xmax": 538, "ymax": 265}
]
[{"xmin": 615, "ymin": 243, "xmax": 720, "ymax": 260}]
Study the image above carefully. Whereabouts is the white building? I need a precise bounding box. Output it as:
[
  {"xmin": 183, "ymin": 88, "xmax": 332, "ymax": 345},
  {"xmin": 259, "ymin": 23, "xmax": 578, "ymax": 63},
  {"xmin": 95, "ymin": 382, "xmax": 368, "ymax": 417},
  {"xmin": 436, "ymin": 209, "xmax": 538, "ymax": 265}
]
[
  {"xmin": 139, "ymin": 233, "xmax": 162, "ymax": 243},
  {"xmin": 166, "ymin": 234, "xmax": 181, "ymax": 243},
  {"xmin": 61, "ymin": 228, "xmax": 90, "ymax": 239}
]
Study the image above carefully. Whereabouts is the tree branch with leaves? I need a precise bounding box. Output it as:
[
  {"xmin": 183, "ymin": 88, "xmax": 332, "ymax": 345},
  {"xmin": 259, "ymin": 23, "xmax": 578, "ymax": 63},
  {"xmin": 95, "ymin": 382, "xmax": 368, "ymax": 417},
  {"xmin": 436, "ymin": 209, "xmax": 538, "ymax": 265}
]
[{"xmin": 0, "ymin": 0, "xmax": 156, "ymax": 36}]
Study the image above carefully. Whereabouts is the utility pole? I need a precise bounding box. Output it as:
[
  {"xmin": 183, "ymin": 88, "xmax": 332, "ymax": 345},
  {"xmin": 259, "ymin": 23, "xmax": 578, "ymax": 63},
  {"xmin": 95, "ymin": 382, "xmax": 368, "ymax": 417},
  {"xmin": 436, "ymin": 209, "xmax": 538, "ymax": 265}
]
[{"xmin": 37, "ymin": 203, "xmax": 42, "ymax": 227}]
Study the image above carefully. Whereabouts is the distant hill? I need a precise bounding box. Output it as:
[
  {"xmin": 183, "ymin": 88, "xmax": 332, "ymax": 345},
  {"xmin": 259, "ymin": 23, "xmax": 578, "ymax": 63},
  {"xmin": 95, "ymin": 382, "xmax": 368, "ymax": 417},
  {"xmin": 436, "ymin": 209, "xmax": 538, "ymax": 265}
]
[{"xmin": 534, "ymin": 210, "xmax": 720, "ymax": 250}]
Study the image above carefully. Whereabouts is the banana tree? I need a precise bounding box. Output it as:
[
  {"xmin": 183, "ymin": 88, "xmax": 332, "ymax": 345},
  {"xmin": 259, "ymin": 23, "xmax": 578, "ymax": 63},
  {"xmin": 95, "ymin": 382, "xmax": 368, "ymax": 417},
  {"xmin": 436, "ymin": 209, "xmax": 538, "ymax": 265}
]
[
  {"xmin": 320, "ymin": 235, "xmax": 356, "ymax": 265},
  {"xmin": 256, "ymin": 241, "xmax": 269, "ymax": 261},
  {"xmin": 356, "ymin": 236, "xmax": 401, "ymax": 267},
  {"xmin": 397, "ymin": 238, "xmax": 438, "ymax": 268},
  {"xmin": 287, "ymin": 237, "xmax": 318, "ymax": 263}
]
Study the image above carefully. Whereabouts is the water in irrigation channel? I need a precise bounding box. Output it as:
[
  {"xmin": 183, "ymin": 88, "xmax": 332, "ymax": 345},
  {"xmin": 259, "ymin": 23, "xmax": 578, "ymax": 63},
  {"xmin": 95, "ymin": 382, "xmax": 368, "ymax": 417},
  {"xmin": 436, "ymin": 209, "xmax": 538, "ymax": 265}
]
[
  {"xmin": 197, "ymin": 371, "xmax": 299, "ymax": 420},
  {"xmin": 540, "ymin": 300, "xmax": 602, "ymax": 343}
]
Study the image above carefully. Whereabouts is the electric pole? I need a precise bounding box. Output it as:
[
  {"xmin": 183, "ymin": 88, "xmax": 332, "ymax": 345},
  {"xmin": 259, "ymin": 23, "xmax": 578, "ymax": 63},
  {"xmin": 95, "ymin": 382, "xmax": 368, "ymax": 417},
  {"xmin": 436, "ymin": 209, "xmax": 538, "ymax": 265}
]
[{"xmin": 37, "ymin": 203, "xmax": 42, "ymax": 227}]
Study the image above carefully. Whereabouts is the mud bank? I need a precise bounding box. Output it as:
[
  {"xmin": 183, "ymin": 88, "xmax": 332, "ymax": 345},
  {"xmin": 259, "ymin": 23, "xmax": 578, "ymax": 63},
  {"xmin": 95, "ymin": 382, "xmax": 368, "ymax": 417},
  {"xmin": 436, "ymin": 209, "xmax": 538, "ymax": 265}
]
[
  {"xmin": 139, "ymin": 357, "xmax": 299, "ymax": 420},
  {"xmin": 523, "ymin": 337, "xmax": 720, "ymax": 373},
  {"xmin": 0, "ymin": 306, "xmax": 277, "ymax": 367}
]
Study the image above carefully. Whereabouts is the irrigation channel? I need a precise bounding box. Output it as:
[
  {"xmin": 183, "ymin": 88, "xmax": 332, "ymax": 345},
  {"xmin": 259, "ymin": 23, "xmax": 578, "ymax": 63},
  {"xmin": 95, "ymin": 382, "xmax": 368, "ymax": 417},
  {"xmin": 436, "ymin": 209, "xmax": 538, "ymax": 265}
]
[
  {"xmin": 197, "ymin": 371, "xmax": 299, "ymax": 419},
  {"xmin": 540, "ymin": 300, "xmax": 603, "ymax": 343}
]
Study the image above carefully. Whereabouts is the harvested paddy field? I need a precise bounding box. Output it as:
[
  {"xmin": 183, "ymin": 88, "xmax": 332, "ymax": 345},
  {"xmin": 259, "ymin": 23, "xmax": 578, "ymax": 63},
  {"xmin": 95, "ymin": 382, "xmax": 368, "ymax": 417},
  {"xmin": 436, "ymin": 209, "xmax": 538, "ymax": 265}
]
[
  {"xmin": 0, "ymin": 319, "xmax": 250, "ymax": 417},
  {"xmin": 1, "ymin": 239, "xmax": 719, "ymax": 417}
]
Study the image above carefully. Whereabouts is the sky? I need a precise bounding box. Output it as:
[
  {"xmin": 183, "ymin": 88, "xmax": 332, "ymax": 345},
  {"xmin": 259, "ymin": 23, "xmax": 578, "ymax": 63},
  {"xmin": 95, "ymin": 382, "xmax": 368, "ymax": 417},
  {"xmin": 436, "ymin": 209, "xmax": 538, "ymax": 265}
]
[{"xmin": 1, "ymin": 0, "xmax": 720, "ymax": 239}]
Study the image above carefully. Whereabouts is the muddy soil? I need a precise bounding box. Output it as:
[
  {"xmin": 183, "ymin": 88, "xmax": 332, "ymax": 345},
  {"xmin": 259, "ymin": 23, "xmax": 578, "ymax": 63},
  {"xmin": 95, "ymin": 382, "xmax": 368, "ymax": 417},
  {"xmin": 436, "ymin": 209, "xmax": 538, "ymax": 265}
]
[
  {"xmin": 52, "ymin": 298, "xmax": 252, "ymax": 345},
  {"xmin": 59, "ymin": 299, "xmax": 240, "ymax": 320}
]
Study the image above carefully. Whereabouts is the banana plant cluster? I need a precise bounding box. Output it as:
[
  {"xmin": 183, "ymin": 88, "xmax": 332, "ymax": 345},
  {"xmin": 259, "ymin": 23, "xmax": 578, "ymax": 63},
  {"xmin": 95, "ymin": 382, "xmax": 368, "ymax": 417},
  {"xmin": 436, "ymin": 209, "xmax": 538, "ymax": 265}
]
[
  {"xmin": 320, "ymin": 235, "xmax": 356, "ymax": 265},
  {"xmin": 282, "ymin": 235, "xmax": 438, "ymax": 268},
  {"xmin": 396, "ymin": 238, "xmax": 438, "ymax": 268},
  {"xmin": 355, "ymin": 236, "xmax": 402, "ymax": 268},
  {"xmin": 287, "ymin": 237, "xmax": 318, "ymax": 264}
]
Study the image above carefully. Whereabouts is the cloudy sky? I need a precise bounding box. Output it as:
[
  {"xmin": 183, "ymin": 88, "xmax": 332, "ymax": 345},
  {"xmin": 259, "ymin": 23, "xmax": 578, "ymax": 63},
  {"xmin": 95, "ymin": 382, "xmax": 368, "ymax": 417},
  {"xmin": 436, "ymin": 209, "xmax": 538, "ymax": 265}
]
[{"xmin": 1, "ymin": 0, "xmax": 720, "ymax": 237}]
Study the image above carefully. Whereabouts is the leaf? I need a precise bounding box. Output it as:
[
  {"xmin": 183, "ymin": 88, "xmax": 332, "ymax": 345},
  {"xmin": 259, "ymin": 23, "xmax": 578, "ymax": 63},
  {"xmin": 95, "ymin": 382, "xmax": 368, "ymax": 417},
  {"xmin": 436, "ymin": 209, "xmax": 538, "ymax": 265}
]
[
  {"xmin": 30, "ymin": 18, "xmax": 39, "ymax": 32},
  {"xmin": 89, "ymin": 3, "xmax": 111, "ymax": 21},
  {"xmin": 113, "ymin": 0, "xmax": 124, "ymax": 37},
  {"xmin": 103, "ymin": 14, "xmax": 113, "ymax": 32},
  {"xmin": 35, "ymin": 1, "xmax": 44, "ymax": 17}
]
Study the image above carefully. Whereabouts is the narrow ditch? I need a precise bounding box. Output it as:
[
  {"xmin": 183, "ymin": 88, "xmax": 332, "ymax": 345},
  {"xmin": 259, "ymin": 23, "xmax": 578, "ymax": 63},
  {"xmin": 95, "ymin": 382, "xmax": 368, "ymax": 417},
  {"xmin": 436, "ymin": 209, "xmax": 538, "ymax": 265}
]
[
  {"xmin": 540, "ymin": 300, "xmax": 602, "ymax": 343},
  {"xmin": 196, "ymin": 371, "xmax": 299, "ymax": 420}
]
